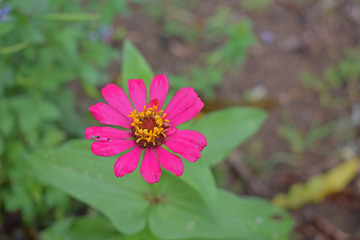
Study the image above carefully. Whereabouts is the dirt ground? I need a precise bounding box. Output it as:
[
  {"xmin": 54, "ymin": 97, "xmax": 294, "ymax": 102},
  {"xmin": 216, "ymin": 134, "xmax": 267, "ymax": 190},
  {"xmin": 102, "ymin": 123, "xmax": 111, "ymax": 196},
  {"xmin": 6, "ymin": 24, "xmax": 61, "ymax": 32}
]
[{"xmin": 123, "ymin": 0, "xmax": 360, "ymax": 239}]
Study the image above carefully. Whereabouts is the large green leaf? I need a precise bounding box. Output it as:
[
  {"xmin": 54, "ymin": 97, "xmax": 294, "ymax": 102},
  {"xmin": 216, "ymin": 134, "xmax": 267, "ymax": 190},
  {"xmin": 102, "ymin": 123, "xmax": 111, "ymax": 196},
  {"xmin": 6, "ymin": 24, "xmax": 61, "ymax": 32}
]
[
  {"xmin": 30, "ymin": 140, "xmax": 217, "ymax": 235},
  {"xmin": 189, "ymin": 107, "xmax": 267, "ymax": 166},
  {"xmin": 30, "ymin": 140, "xmax": 150, "ymax": 234},
  {"xmin": 121, "ymin": 40, "xmax": 154, "ymax": 93},
  {"xmin": 41, "ymin": 215, "xmax": 203, "ymax": 240},
  {"xmin": 180, "ymin": 159, "xmax": 218, "ymax": 209},
  {"xmin": 31, "ymin": 140, "xmax": 293, "ymax": 239},
  {"xmin": 150, "ymin": 189, "xmax": 293, "ymax": 240}
]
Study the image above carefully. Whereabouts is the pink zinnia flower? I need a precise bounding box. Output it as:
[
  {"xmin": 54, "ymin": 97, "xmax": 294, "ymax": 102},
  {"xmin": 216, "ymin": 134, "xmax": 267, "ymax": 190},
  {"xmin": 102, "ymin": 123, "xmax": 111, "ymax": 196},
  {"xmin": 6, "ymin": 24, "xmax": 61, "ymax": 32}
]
[{"xmin": 85, "ymin": 75, "xmax": 207, "ymax": 184}]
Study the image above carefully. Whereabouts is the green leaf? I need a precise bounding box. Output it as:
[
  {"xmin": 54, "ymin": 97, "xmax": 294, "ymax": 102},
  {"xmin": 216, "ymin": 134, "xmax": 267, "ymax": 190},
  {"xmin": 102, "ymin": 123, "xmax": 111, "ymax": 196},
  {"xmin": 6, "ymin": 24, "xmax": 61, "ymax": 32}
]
[
  {"xmin": 39, "ymin": 101, "xmax": 62, "ymax": 121},
  {"xmin": 80, "ymin": 64, "xmax": 102, "ymax": 86},
  {"xmin": 53, "ymin": 89, "xmax": 85, "ymax": 136},
  {"xmin": 31, "ymin": 140, "xmax": 293, "ymax": 239},
  {"xmin": 0, "ymin": 41, "xmax": 29, "ymax": 54},
  {"xmin": 277, "ymin": 124, "xmax": 304, "ymax": 154},
  {"xmin": 40, "ymin": 13, "xmax": 101, "ymax": 22},
  {"xmin": 29, "ymin": 140, "xmax": 217, "ymax": 235},
  {"xmin": 190, "ymin": 107, "xmax": 267, "ymax": 166},
  {"xmin": 11, "ymin": 0, "xmax": 49, "ymax": 13},
  {"xmin": 121, "ymin": 40, "xmax": 154, "ymax": 93},
  {"xmin": 180, "ymin": 159, "xmax": 218, "ymax": 209},
  {"xmin": 150, "ymin": 189, "xmax": 293, "ymax": 240},
  {"xmin": 41, "ymin": 215, "xmax": 123, "ymax": 240},
  {"xmin": 0, "ymin": 100, "xmax": 15, "ymax": 137},
  {"xmin": 40, "ymin": 127, "xmax": 66, "ymax": 147},
  {"xmin": 20, "ymin": 23, "xmax": 46, "ymax": 44},
  {"xmin": 241, "ymin": 0, "xmax": 271, "ymax": 12},
  {"xmin": 0, "ymin": 135, "xmax": 4, "ymax": 156},
  {"xmin": 30, "ymin": 140, "xmax": 150, "ymax": 235},
  {"xmin": 0, "ymin": 18, "xmax": 16, "ymax": 36},
  {"xmin": 10, "ymin": 96, "xmax": 40, "ymax": 134},
  {"xmin": 41, "ymin": 215, "xmax": 168, "ymax": 240}
]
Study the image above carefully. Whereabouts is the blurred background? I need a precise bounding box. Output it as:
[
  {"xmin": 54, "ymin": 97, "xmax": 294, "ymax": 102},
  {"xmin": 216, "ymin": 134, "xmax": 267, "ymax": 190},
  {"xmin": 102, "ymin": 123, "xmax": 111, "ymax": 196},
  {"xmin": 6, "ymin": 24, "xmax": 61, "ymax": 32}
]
[{"xmin": 1, "ymin": 0, "xmax": 360, "ymax": 239}]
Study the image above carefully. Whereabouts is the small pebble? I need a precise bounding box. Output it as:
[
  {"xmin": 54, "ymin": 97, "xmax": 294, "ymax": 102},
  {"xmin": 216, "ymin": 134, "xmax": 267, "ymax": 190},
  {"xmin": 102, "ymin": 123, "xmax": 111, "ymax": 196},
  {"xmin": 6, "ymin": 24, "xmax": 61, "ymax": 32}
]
[{"xmin": 259, "ymin": 30, "xmax": 275, "ymax": 43}]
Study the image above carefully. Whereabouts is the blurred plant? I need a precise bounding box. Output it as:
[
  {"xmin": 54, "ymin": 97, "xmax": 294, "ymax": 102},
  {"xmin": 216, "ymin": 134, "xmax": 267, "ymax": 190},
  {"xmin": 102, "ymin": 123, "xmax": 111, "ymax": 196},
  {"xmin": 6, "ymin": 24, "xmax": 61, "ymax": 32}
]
[
  {"xmin": 0, "ymin": 0, "xmax": 130, "ymax": 227},
  {"xmin": 139, "ymin": 0, "xmax": 200, "ymax": 43},
  {"xmin": 241, "ymin": 0, "xmax": 272, "ymax": 12},
  {"xmin": 171, "ymin": 7, "xmax": 256, "ymax": 99},
  {"xmin": 325, "ymin": 48, "xmax": 360, "ymax": 92},
  {"xmin": 136, "ymin": 3, "xmax": 255, "ymax": 99},
  {"xmin": 273, "ymin": 158, "xmax": 359, "ymax": 209},
  {"xmin": 301, "ymin": 47, "xmax": 360, "ymax": 108},
  {"xmin": 278, "ymin": 118, "xmax": 335, "ymax": 156}
]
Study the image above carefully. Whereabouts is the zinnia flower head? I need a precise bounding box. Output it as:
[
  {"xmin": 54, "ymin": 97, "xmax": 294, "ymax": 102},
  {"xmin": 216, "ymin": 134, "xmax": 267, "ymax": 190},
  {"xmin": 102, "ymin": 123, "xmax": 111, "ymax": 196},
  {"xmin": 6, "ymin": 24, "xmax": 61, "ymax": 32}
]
[{"xmin": 85, "ymin": 75, "xmax": 207, "ymax": 184}]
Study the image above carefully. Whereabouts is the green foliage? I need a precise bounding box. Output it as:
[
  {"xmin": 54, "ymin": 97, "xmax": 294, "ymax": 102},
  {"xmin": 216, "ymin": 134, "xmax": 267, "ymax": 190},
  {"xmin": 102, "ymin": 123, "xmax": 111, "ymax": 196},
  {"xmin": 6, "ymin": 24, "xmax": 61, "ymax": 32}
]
[
  {"xmin": 171, "ymin": 7, "xmax": 256, "ymax": 99},
  {"xmin": 31, "ymin": 39, "xmax": 294, "ymax": 238},
  {"xmin": 0, "ymin": 0, "xmax": 295, "ymax": 232},
  {"xmin": 0, "ymin": 94, "xmax": 74, "ymax": 224},
  {"xmin": 42, "ymin": 215, "xmax": 124, "ymax": 240},
  {"xmin": 0, "ymin": 0, "xmax": 128, "ymax": 226},
  {"xmin": 301, "ymin": 47, "xmax": 360, "ymax": 108},
  {"xmin": 278, "ymin": 120, "xmax": 335, "ymax": 155},
  {"xmin": 274, "ymin": 159, "xmax": 359, "ymax": 209},
  {"xmin": 121, "ymin": 40, "xmax": 154, "ymax": 93},
  {"xmin": 125, "ymin": 3, "xmax": 255, "ymax": 99},
  {"xmin": 185, "ymin": 107, "xmax": 268, "ymax": 166},
  {"xmin": 31, "ymin": 140, "xmax": 294, "ymax": 239},
  {"xmin": 139, "ymin": 0, "xmax": 199, "ymax": 43},
  {"xmin": 241, "ymin": 0, "xmax": 272, "ymax": 12},
  {"xmin": 0, "ymin": 1, "xmax": 121, "ymax": 95},
  {"xmin": 324, "ymin": 48, "xmax": 360, "ymax": 88}
]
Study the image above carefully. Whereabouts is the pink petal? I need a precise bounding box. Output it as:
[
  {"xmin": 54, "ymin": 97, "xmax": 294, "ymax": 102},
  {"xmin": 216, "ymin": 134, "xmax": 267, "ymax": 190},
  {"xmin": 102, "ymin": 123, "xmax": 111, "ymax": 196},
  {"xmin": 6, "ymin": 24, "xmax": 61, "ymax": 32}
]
[
  {"xmin": 114, "ymin": 147, "xmax": 143, "ymax": 177},
  {"xmin": 150, "ymin": 75, "xmax": 169, "ymax": 110},
  {"xmin": 101, "ymin": 84, "xmax": 134, "ymax": 120},
  {"xmin": 91, "ymin": 139, "xmax": 137, "ymax": 157},
  {"xmin": 128, "ymin": 79, "xmax": 147, "ymax": 112},
  {"xmin": 155, "ymin": 147, "xmax": 184, "ymax": 177},
  {"xmin": 89, "ymin": 103, "xmax": 131, "ymax": 129},
  {"xmin": 165, "ymin": 125, "xmax": 177, "ymax": 136},
  {"xmin": 169, "ymin": 97, "xmax": 204, "ymax": 126},
  {"xmin": 85, "ymin": 126, "xmax": 131, "ymax": 141},
  {"xmin": 164, "ymin": 87, "xmax": 197, "ymax": 120},
  {"xmin": 164, "ymin": 137, "xmax": 201, "ymax": 162},
  {"xmin": 147, "ymin": 98, "xmax": 159, "ymax": 108},
  {"xmin": 168, "ymin": 129, "xmax": 207, "ymax": 151},
  {"xmin": 140, "ymin": 148, "xmax": 161, "ymax": 184}
]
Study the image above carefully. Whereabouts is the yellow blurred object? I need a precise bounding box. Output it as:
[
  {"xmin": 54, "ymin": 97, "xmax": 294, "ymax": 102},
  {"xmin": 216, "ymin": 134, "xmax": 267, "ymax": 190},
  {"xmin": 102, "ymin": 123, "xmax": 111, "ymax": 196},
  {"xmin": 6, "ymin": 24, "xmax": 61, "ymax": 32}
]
[{"xmin": 273, "ymin": 158, "xmax": 360, "ymax": 209}]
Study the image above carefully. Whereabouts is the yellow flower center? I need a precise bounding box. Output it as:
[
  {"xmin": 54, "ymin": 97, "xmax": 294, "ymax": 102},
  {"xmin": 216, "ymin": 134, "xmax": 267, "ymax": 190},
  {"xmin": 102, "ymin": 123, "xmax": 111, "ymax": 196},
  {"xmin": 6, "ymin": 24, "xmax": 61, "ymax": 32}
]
[{"xmin": 128, "ymin": 103, "xmax": 169, "ymax": 148}]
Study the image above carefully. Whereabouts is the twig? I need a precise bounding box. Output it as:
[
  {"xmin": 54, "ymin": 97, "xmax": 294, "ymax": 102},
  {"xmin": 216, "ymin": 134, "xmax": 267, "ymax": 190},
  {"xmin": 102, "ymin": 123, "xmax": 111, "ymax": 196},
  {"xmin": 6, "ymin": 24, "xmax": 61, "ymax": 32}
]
[
  {"xmin": 313, "ymin": 218, "xmax": 356, "ymax": 240},
  {"xmin": 226, "ymin": 150, "xmax": 269, "ymax": 196}
]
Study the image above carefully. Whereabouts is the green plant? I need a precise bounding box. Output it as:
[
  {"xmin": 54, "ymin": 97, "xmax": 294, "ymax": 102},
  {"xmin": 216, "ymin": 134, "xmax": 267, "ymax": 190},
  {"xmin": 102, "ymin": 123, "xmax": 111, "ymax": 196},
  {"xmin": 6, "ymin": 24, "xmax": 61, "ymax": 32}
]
[
  {"xmin": 139, "ymin": 0, "xmax": 200, "ymax": 43},
  {"xmin": 325, "ymin": 48, "xmax": 360, "ymax": 88},
  {"xmin": 278, "ymin": 117, "xmax": 335, "ymax": 156},
  {"xmin": 171, "ymin": 7, "xmax": 256, "ymax": 99},
  {"xmin": 30, "ymin": 40, "xmax": 294, "ymax": 239},
  {"xmin": 0, "ymin": 0, "xmax": 129, "ymax": 226},
  {"xmin": 300, "ymin": 47, "xmax": 360, "ymax": 108},
  {"xmin": 241, "ymin": 0, "xmax": 272, "ymax": 12}
]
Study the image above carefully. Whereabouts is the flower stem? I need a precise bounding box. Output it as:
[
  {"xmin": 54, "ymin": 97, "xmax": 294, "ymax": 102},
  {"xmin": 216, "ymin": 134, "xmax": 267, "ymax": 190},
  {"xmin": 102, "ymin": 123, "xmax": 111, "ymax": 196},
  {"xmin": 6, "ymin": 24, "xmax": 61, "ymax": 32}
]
[{"xmin": 150, "ymin": 183, "xmax": 158, "ymax": 199}]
